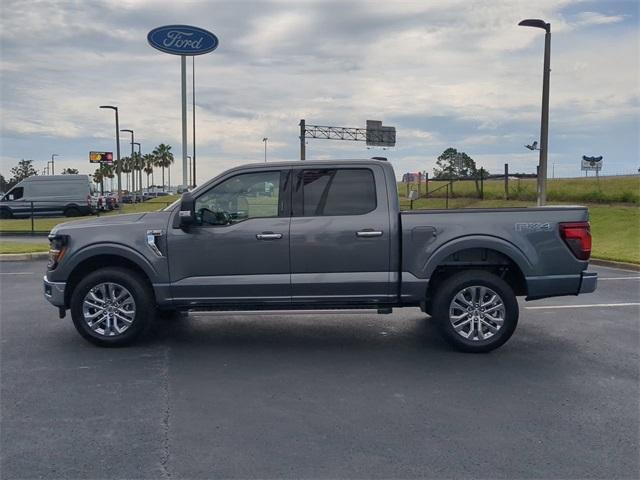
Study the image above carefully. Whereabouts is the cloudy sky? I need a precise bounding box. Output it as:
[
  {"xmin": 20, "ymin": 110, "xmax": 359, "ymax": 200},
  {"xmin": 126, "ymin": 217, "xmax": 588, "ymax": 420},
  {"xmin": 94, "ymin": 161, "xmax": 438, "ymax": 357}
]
[{"xmin": 1, "ymin": 0, "xmax": 638, "ymax": 186}]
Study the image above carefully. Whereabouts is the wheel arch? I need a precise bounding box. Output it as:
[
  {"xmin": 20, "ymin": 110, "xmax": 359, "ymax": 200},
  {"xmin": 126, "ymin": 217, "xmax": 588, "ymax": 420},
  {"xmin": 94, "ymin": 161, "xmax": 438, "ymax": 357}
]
[
  {"xmin": 62, "ymin": 246, "xmax": 158, "ymax": 308},
  {"xmin": 423, "ymin": 237, "xmax": 532, "ymax": 307}
]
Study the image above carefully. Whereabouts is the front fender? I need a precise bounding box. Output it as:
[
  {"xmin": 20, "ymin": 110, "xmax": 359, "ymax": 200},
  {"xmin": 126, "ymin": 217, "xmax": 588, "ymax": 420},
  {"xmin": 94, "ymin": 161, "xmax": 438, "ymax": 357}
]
[
  {"xmin": 422, "ymin": 235, "xmax": 535, "ymax": 278},
  {"xmin": 52, "ymin": 242, "xmax": 162, "ymax": 283}
]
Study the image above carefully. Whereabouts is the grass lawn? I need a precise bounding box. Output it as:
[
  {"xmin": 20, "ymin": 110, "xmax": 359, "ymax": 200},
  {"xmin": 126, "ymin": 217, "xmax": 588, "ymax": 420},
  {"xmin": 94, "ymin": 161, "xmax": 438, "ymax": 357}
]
[
  {"xmin": 400, "ymin": 175, "xmax": 640, "ymax": 204},
  {"xmin": 0, "ymin": 242, "xmax": 49, "ymax": 254}
]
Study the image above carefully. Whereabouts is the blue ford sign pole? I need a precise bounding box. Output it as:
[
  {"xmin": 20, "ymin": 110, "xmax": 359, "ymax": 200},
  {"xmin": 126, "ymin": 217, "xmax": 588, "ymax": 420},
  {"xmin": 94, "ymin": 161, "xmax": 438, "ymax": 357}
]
[{"xmin": 147, "ymin": 25, "xmax": 218, "ymax": 187}]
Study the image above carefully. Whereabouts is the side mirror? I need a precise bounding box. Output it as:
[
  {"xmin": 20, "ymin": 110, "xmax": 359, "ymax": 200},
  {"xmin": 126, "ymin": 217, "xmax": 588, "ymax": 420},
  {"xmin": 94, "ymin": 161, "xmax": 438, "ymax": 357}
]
[{"xmin": 173, "ymin": 192, "xmax": 195, "ymax": 229}]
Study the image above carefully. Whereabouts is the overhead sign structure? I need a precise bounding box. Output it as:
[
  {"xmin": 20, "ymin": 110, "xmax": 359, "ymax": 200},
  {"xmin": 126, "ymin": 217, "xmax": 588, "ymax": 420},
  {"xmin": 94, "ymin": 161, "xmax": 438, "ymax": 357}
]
[
  {"xmin": 365, "ymin": 120, "xmax": 396, "ymax": 147},
  {"xmin": 89, "ymin": 151, "xmax": 113, "ymax": 164},
  {"xmin": 582, "ymin": 155, "xmax": 603, "ymax": 171},
  {"xmin": 148, "ymin": 25, "xmax": 219, "ymax": 188},
  {"xmin": 299, "ymin": 119, "xmax": 396, "ymax": 160}
]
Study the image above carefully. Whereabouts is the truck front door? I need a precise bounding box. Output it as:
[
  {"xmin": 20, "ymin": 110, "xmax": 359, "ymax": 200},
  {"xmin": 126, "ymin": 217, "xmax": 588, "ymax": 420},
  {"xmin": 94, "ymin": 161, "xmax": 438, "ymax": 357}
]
[
  {"xmin": 289, "ymin": 166, "xmax": 392, "ymax": 305},
  {"xmin": 167, "ymin": 168, "xmax": 292, "ymax": 306}
]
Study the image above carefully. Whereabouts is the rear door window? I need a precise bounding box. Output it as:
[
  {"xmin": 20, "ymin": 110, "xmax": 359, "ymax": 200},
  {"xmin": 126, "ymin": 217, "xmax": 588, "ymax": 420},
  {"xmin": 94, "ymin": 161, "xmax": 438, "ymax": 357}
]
[{"xmin": 297, "ymin": 168, "xmax": 376, "ymax": 216}]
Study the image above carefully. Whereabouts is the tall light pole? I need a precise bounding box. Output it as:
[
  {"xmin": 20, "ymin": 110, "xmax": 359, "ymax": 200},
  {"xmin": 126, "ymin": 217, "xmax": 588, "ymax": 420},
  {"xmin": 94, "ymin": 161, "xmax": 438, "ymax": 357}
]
[
  {"xmin": 100, "ymin": 106, "xmax": 122, "ymax": 196},
  {"xmin": 120, "ymin": 129, "xmax": 135, "ymax": 195},
  {"xmin": 50, "ymin": 154, "xmax": 59, "ymax": 175},
  {"xmin": 262, "ymin": 137, "xmax": 268, "ymax": 163},
  {"xmin": 187, "ymin": 156, "xmax": 192, "ymax": 187},
  {"xmin": 519, "ymin": 18, "xmax": 551, "ymax": 206},
  {"xmin": 192, "ymin": 56, "xmax": 197, "ymax": 189}
]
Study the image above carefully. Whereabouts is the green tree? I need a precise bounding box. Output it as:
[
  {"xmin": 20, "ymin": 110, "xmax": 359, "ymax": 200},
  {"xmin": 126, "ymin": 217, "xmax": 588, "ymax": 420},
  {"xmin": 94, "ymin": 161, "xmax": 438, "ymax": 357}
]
[
  {"xmin": 143, "ymin": 153, "xmax": 155, "ymax": 189},
  {"xmin": 433, "ymin": 148, "xmax": 488, "ymax": 196},
  {"xmin": 152, "ymin": 144, "xmax": 174, "ymax": 191},
  {"xmin": 9, "ymin": 159, "xmax": 37, "ymax": 184},
  {"xmin": 120, "ymin": 156, "xmax": 132, "ymax": 192},
  {"xmin": 93, "ymin": 167, "xmax": 105, "ymax": 194},
  {"xmin": 61, "ymin": 168, "xmax": 79, "ymax": 174},
  {"xmin": 0, "ymin": 173, "xmax": 9, "ymax": 192}
]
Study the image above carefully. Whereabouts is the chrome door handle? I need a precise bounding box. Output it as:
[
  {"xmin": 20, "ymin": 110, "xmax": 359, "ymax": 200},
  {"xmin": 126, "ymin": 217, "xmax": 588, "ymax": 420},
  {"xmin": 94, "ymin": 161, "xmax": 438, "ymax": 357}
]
[
  {"xmin": 256, "ymin": 232, "xmax": 283, "ymax": 240},
  {"xmin": 356, "ymin": 230, "xmax": 383, "ymax": 238}
]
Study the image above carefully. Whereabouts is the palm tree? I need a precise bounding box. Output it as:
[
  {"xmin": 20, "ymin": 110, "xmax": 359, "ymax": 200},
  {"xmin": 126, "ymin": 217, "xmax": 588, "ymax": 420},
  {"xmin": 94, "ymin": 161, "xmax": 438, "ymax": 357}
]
[
  {"xmin": 93, "ymin": 167, "xmax": 104, "ymax": 194},
  {"xmin": 120, "ymin": 156, "xmax": 132, "ymax": 192},
  {"xmin": 143, "ymin": 153, "xmax": 155, "ymax": 190},
  {"xmin": 131, "ymin": 152, "xmax": 144, "ymax": 195},
  {"xmin": 101, "ymin": 163, "xmax": 114, "ymax": 192},
  {"xmin": 152, "ymin": 144, "xmax": 174, "ymax": 192}
]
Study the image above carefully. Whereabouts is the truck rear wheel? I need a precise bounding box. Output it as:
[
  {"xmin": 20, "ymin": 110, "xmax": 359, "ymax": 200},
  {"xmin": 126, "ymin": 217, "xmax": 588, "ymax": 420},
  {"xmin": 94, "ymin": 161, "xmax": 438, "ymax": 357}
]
[
  {"xmin": 70, "ymin": 267, "xmax": 154, "ymax": 347},
  {"xmin": 431, "ymin": 270, "xmax": 518, "ymax": 353}
]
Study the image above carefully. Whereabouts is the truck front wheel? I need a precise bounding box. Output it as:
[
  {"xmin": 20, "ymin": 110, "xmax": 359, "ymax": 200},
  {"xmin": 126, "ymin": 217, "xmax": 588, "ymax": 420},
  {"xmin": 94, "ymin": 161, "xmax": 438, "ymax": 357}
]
[
  {"xmin": 70, "ymin": 267, "xmax": 154, "ymax": 347},
  {"xmin": 431, "ymin": 270, "xmax": 518, "ymax": 353}
]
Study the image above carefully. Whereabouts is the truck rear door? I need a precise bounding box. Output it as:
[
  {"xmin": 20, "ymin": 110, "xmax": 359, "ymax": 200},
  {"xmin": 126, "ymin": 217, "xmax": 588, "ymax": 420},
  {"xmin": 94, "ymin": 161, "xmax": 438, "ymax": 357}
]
[{"xmin": 289, "ymin": 165, "xmax": 392, "ymax": 305}]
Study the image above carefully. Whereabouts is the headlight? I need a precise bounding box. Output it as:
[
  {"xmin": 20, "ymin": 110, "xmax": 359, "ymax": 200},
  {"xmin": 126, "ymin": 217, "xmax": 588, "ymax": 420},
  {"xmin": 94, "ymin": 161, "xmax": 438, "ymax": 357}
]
[{"xmin": 48, "ymin": 234, "xmax": 69, "ymax": 270}]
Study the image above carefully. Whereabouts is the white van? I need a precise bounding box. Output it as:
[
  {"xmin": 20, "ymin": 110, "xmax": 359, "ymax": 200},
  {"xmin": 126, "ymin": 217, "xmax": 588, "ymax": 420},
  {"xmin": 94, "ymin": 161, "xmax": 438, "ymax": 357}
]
[{"xmin": 0, "ymin": 175, "xmax": 95, "ymax": 219}]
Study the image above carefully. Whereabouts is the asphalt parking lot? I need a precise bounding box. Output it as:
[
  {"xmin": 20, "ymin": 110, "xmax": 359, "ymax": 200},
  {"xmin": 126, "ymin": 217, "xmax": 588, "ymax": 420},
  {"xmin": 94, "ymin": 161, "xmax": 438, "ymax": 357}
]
[{"xmin": 1, "ymin": 260, "xmax": 638, "ymax": 479}]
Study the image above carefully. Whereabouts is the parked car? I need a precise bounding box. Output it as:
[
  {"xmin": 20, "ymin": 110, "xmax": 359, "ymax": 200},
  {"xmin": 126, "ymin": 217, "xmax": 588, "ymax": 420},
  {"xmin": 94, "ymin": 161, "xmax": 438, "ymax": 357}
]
[
  {"xmin": 1, "ymin": 175, "xmax": 94, "ymax": 218},
  {"xmin": 44, "ymin": 159, "xmax": 597, "ymax": 350}
]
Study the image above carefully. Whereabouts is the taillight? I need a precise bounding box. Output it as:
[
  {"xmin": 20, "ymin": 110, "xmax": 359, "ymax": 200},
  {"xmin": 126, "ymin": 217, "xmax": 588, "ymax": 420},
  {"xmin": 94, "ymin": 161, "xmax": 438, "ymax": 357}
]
[{"xmin": 559, "ymin": 222, "xmax": 591, "ymax": 260}]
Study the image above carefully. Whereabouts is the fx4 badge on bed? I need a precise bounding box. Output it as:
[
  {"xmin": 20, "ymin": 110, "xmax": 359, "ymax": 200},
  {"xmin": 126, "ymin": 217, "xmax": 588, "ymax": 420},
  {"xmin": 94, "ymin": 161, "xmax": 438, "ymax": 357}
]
[{"xmin": 515, "ymin": 222, "xmax": 552, "ymax": 232}]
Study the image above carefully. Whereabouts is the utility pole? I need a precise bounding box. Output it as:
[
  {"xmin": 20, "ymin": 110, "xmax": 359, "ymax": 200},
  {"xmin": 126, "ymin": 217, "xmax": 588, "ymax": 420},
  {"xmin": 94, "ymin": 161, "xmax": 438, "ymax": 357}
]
[
  {"xmin": 519, "ymin": 19, "xmax": 551, "ymax": 206},
  {"xmin": 299, "ymin": 119, "xmax": 306, "ymax": 160},
  {"xmin": 51, "ymin": 154, "xmax": 59, "ymax": 175},
  {"xmin": 263, "ymin": 137, "xmax": 268, "ymax": 163}
]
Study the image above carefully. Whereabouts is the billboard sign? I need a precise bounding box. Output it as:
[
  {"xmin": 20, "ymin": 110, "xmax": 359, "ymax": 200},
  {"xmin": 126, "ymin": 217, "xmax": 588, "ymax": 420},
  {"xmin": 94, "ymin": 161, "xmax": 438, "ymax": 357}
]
[
  {"xmin": 90, "ymin": 151, "xmax": 113, "ymax": 164},
  {"xmin": 147, "ymin": 25, "xmax": 219, "ymax": 56},
  {"xmin": 366, "ymin": 120, "xmax": 396, "ymax": 147},
  {"xmin": 581, "ymin": 155, "xmax": 602, "ymax": 171}
]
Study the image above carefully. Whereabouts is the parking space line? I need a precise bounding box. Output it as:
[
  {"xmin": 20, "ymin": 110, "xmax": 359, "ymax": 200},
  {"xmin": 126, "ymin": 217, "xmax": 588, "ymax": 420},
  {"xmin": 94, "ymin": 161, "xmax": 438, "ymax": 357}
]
[
  {"xmin": 525, "ymin": 303, "xmax": 640, "ymax": 310},
  {"xmin": 598, "ymin": 277, "xmax": 640, "ymax": 281},
  {"xmin": 0, "ymin": 272, "xmax": 33, "ymax": 275}
]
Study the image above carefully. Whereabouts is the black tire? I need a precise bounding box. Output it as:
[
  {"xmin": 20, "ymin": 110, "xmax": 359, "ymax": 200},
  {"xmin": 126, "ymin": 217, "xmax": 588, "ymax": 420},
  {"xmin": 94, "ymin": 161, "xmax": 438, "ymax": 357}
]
[
  {"xmin": 64, "ymin": 206, "xmax": 81, "ymax": 217},
  {"xmin": 0, "ymin": 208, "xmax": 12, "ymax": 219},
  {"xmin": 431, "ymin": 270, "xmax": 518, "ymax": 353},
  {"xmin": 70, "ymin": 267, "xmax": 155, "ymax": 347}
]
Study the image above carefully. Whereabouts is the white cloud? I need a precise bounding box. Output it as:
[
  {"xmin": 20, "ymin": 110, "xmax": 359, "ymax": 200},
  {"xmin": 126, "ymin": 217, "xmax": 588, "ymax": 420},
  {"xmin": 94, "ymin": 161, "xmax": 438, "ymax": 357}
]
[{"xmin": 0, "ymin": 0, "xmax": 637, "ymax": 182}]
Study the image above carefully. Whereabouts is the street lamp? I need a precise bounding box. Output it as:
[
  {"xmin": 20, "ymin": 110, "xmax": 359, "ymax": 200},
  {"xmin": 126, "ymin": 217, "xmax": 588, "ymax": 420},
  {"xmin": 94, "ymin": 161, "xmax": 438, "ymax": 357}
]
[
  {"xmin": 120, "ymin": 129, "xmax": 135, "ymax": 194},
  {"xmin": 262, "ymin": 137, "xmax": 268, "ymax": 163},
  {"xmin": 519, "ymin": 18, "xmax": 551, "ymax": 206},
  {"xmin": 99, "ymin": 105, "xmax": 122, "ymax": 195},
  {"xmin": 50, "ymin": 154, "xmax": 59, "ymax": 175}
]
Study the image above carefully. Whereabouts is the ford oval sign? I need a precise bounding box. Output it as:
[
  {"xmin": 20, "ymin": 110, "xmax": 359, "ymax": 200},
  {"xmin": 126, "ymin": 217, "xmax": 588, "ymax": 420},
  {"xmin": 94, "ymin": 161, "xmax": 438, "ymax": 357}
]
[{"xmin": 147, "ymin": 25, "xmax": 219, "ymax": 56}]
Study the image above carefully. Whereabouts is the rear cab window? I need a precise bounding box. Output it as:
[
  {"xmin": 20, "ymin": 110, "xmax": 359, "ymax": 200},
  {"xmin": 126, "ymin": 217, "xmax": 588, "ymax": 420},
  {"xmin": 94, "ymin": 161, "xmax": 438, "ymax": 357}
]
[{"xmin": 294, "ymin": 168, "xmax": 377, "ymax": 216}]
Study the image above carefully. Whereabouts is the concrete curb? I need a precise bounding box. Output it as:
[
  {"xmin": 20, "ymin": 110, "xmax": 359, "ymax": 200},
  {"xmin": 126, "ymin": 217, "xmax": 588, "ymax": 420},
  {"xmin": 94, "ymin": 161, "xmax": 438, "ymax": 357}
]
[
  {"xmin": 0, "ymin": 252, "xmax": 49, "ymax": 262},
  {"xmin": 589, "ymin": 258, "xmax": 640, "ymax": 272}
]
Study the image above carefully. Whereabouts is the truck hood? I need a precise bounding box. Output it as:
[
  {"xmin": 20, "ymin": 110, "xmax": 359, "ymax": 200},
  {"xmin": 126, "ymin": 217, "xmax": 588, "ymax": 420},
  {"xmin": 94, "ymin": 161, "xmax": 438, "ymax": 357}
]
[{"xmin": 50, "ymin": 211, "xmax": 171, "ymax": 236}]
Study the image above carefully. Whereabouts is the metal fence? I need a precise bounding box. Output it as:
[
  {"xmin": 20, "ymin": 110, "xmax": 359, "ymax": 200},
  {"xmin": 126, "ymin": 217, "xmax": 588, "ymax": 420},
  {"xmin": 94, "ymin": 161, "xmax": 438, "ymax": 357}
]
[{"xmin": 0, "ymin": 199, "xmax": 175, "ymax": 235}]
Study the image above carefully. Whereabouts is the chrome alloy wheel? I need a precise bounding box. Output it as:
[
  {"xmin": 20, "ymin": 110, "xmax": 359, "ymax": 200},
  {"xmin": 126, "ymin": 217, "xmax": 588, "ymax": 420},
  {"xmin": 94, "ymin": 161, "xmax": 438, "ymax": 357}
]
[
  {"xmin": 82, "ymin": 282, "xmax": 136, "ymax": 336},
  {"xmin": 448, "ymin": 286, "xmax": 506, "ymax": 341}
]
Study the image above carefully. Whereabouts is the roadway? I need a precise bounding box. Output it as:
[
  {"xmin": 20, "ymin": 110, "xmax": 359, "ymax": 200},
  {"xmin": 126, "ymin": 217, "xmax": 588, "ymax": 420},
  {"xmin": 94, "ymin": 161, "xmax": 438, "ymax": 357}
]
[{"xmin": 1, "ymin": 261, "xmax": 638, "ymax": 479}]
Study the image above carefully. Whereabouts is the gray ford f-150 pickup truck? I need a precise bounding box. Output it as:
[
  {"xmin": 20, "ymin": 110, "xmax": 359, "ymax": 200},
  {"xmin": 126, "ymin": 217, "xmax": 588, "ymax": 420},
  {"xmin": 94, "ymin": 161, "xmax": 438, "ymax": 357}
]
[{"xmin": 44, "ymin": 159, "xmax": 597, "ymax": 351}]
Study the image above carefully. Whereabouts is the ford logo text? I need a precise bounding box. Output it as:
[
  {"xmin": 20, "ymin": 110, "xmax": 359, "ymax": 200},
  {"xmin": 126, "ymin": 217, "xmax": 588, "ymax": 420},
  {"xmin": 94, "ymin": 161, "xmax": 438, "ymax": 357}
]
[{"xmin": 147, "ymin": 25, "xmax": 219, "ymax": 56}]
